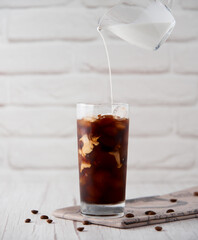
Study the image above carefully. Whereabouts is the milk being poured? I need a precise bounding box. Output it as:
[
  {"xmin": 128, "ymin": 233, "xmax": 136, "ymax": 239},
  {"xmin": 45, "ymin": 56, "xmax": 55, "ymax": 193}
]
[
  {"xmin": 97, "ymin": 27, "xmax": 113, "ymax": 105},
  {"xmin": 98, "ymin": 0, "xmax": 175, "ymax": 104},
  {"xmin": 107, "ymin": 22, "xmax": 173, "ymax": 51}
]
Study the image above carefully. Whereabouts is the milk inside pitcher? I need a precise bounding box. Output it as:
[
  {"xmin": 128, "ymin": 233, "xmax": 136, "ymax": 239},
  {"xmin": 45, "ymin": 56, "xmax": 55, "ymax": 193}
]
[{"xmin": 98, "ymin": 0, "xmax": 175, "ymax": 50}]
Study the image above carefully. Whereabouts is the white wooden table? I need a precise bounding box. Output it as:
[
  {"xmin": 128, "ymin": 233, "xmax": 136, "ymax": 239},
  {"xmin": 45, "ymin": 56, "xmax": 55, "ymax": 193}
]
[{"xmin": 0, "ymin": 170, "xmax": 198, "ymax": 240}]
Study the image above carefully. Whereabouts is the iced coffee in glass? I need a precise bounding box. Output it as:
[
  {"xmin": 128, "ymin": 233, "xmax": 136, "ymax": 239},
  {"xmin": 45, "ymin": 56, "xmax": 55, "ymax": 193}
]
[{"xmin": 77, "ymin": 103, "xmax": 129, "ymax": 217}]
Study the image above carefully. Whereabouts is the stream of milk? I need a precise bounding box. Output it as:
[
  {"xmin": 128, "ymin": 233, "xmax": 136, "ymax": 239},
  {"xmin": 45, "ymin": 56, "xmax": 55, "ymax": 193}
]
[{"xmin": 97, "ymin": 0, "xmax": 174, "ymax": 104}]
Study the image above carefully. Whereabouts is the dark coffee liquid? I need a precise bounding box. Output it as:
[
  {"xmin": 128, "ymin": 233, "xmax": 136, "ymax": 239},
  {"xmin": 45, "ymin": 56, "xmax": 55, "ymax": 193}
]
[{"xmin": 77, "ymin": 115, "xmax": 129, "ymax": 205}]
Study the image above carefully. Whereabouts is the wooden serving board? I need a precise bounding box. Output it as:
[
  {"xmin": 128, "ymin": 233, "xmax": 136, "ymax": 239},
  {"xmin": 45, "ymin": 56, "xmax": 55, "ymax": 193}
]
[{"xmin": 53, "ymin": 186, "xmax": 198, "ymax": 229}]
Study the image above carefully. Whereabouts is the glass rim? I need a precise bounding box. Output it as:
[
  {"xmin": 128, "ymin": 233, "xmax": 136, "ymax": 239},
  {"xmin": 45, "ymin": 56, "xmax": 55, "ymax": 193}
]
[{"xmin": 76, "ymin": 103, "xmax": 129, "ymax": 107}]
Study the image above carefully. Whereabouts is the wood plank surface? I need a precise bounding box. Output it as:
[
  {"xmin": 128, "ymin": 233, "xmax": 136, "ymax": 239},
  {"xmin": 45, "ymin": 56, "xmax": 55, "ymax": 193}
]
[{"xmin": 0, "ymin": 170, "xmax": 198, "ymax": 240}]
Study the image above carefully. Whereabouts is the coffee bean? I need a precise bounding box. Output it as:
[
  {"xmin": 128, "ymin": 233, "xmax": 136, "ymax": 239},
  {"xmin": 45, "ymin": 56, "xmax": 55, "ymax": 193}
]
[
  {"xmin": 83, "ymin": 220, "xmax": 91, "ymax": 225},
  {"xmin": 31, "ymin": 210, "xmax": 38, "ymax": 214},
  {"xmin": 166, "ymin": 209, "xmax": 174, "ymax": 213},
  {"xmin": 155, "ymin": 226, "xmax": 162, "ymax": 231},
  {"xmin": 40, "ymin": 215, "xmax": 49, "ymax": 219},
  {"xmin": 194, "ymin": 192, "xmax": 198, "ymax": 196},
  {"xmin": 47, "ymin": 219, "xmax": 53, "ymax": 224},
  {"xmin": 145, "ymin": 211, "xmax": 156, "ymax": 215},
  {"xmin": 25, "ymin": 218, "xmax": 31, "ymax": 223},
  {"xmin": 170, "ymin": 198, "xmax": 177, "ymax": 202},
  {"xmin": 125, "ymin": 213, "xmax": 134, "ymax": 218},
  {"xmin": 77, "ymin": 227, "xmax": 84, "ymax": 232}
]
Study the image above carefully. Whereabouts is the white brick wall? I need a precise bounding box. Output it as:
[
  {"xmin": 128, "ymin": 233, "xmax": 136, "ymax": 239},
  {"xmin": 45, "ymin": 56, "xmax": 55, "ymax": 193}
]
[
  {"xmin": 177, "ymin": 108, "xmax": 198, "ymax": 137},
  {"xmin": 0, "ymin": 0, "xmax": 71, "ymax": 8},
  {"xmin": 8, "ymin": 74, "xmax": 110, "ymax": 105},
  {"xmin": 181, "ymin": 0, "xmax": 198, "ymax": 10},
  {"xmin": 76, "ymin": 43, "xmax": 170, "ymax": 73},
  {"xmin": 7, "ymin": 8, "xmax": 98, "ymax": 41},
  {"xmin": 0, "ymin": 43, "xmax": 73, "ymax": 74},
  {"xmin": 129, "ymin": 138, "xmax": 196, "ymax": 169},
  {"xmin": 172, "ymin": 43, "xmax": 198, "ymax": 74},
  {"xmin": 169, "ymin": 11, "xmax": 198, "ymax": 41},
  {"xmin": 0, "ymin": 79, "xmax": 8, "ymax": 105},
  {"xmin": 0, "ymin": 0, "xmax": 198, "ymax": 182},
  {"xmin": 130, "ymin": 108, "xmax": 173, "ymax": 136},
  {"xmin": 8, "ymin": 138, "xmax": 77, "ymax": 169},
  {"xmin": 113, "ymin": 75, "xmax": 198, "ymax": 105},
  {"xmin": 0, "ymin": 140, "xmax": 7, "ymax": 167},
  {"xmin": 82, "ymin": 0, "xmax": 120, "ymax": 8},
  {"xmin": 0, "ymin": 107, "xmax": 76, "ymax": 137}
]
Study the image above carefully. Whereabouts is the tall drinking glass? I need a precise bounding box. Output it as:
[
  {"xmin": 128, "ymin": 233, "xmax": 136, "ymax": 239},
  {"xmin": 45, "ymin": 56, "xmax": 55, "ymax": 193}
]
[{"xmin": 77, "ymin": 103, "xmax": 129, "ymax": 217}]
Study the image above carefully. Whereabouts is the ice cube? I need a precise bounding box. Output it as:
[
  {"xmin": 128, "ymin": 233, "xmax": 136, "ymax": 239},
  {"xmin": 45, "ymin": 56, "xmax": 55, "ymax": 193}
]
[
  {"xmin": 84, "ymin": 116, "xmax": 97, "ymax": 122},
  {"xmin": 113, "ymin": 106, "xmax": 128, "ymax": 118}
]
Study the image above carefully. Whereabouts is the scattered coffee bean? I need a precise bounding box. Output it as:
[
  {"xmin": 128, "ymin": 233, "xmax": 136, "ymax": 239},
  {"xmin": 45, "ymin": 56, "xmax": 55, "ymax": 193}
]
[
  {"xmin": 155, "ymin": 226, "xmax": 162, "ymax": 231},
  {"xmin": 170, "ymin": 198, "xmax": 177, "ymax": 202},
  {"xmin": 83, "ymin": 220, "xmax": 91, "ymax": 225},
  {"xmin": 77, "ymin": 227, "xmax": 84, "ymax": 232},
  {"xmin": 166, "ymin": 209, "xmax": 174, "ymax": 213},
  {"xmin": 40, "ymin": 215, "xmax": 49, "ymax": 220},
  {"xmin": 25, "ymin": 218, "xmax": 31, "ymax": 223},
  {"xmin": 125, "ymin": 213, "xmax": 134, "ymax": 218},
  {"xmin": 194, "ymin": 192, "xmax": 198, "ymax": 196},
  {"xmin": 145, "ymin": 211, "xmax": 156, "ymax": 215},
  {"xmin": 47, "ymin": 219, "xmax": 53, "ymax": 224},
  {"xmin": 31, "ymin": 210, "xmax": 38, "ymax": 214}
]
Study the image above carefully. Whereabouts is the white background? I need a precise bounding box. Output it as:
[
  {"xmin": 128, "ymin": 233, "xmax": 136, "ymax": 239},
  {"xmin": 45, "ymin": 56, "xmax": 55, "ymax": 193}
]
[{"xmin": 0, "ymin": 0, "xmax": 198, "ymax": 182}]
